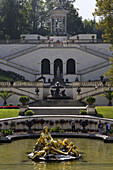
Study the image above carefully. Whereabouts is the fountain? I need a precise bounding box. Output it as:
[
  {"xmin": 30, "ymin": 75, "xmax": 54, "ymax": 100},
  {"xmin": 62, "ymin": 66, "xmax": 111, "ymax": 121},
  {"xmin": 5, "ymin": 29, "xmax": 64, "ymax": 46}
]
[
  {"xmin": 46, "ymin": 67, "xmax": 71, "ymax": 100},
  {"xmin": 28, "ymin": 126, "xmax": 81, "ymax": 161}
]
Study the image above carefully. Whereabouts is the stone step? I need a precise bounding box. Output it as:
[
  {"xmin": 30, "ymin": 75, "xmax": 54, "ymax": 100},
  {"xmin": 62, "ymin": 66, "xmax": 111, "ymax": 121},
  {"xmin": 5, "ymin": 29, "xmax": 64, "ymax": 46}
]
[
  {"xmin": 29, "ymin": 107, "xmax": 86, "ymax": 115},
  {"xmin": 29, "ymin": 100, "xmax": 86, "ymax": 107}
]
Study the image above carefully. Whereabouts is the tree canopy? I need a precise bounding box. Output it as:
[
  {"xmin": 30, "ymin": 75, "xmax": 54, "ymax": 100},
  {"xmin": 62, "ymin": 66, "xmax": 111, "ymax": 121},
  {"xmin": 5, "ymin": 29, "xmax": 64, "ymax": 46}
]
[
  {"xmin": 94, "ymin": 0, "xmax": 113, "ymax": 84},
  {"xmin": 0, "ymin": 0, "xmax": 101, "ymax": 39}
]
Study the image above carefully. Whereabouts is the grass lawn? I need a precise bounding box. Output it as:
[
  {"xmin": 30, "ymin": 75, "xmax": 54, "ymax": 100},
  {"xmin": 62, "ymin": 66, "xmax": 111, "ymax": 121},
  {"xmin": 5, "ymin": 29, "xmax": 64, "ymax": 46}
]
[
  {"xmin": 96, "ymin": 106, "xmax": 113, "ymax": 119},
  {"xmin": 0, "ymin": 109, "xmax": 19, "ymax": 119},
  {"xmin": 0, "ymin": 107, "xmax": 113, "ymax": 119}
]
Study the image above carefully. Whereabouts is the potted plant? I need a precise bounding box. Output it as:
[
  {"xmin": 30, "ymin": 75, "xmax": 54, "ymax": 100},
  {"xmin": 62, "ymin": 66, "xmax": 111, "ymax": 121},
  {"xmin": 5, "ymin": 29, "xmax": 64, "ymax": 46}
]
[
  {"xmin": 5, "ymin": 34, "xmax": 10, "ymax": 43},
  {"xmin": 21, "ymin": 35, "xmax": 26, "ymax": 40},
  {"xmin": 67, "ymin": 35, "xmax": 70, "ymax": 40},
  {"xmin": 72, "ymin": 39, "xmax": 74, "ymax": 44},
  {"xmin": 77, "ymin": 35, "xmax": 79, "ymax": 40},
  {"xmin": 47, "ymin": 36, "xmax": 50, "ymax": 40},
  {"xmin": 42, "ymin": 39, "xmax": 45, "ymax": 43},
  {"xmin": 19, "ymin": 96, "xmax": 30, "ymax": 116},
  {"xmin": 91, "ymin": 35, "xmax": 95, "ymax": 42},
  {"xmin": 37, "ymin": 35, "xmax": 40, "ymax": 40},
  {"xmin": 85, "ymin": 96, "xmax": 96, "ymax": 105},
  {"xmin": 57, "ymin": 40, "xmax": 60, "ymax": 43},
  {"xmin": 25, "ymin": 110, "xmax": 34, "ymax": 133},
  {"xmin": 85, "ymin": 96, "xmax": 96, "ymax": 115},
  {"xmin": 19, "ymin": 96, "xmax": 30, "ymax": 105}
]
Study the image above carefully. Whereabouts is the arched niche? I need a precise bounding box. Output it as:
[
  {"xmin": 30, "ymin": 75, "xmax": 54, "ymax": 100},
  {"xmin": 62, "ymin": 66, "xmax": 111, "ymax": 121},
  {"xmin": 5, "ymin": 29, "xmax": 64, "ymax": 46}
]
[
  {"xmin": 41, "ymin": 59, "xmax": 50, "ymax": 74},
  {"xmin": 66, "ymin": 59, "xmax": 75, "ymax": 74},
  {"xmin": 54, "ymin": 59, "xmax": 63, "ymax": 76}
]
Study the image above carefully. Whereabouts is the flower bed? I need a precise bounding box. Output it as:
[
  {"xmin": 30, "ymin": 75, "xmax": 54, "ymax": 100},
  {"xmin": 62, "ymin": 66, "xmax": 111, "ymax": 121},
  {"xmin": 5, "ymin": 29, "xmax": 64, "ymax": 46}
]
[{"xmin": 0, "ymin": 106, "xmax": 19, "ymax": 109}]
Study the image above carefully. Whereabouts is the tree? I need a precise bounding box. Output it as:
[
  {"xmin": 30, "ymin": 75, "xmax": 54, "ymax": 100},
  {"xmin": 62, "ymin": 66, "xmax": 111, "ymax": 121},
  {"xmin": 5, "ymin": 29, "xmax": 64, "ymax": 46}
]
[
  {"xmin": 101, "ymin": 90, "xmax": 113, "ymax": 106},
  {"xmin": 67, "ymin": 4, "xmax": 83, "ymax": 35},
  {"xmin": 94, "ymin": 0, "xmax": 113, "ymax": 84},
  {"xmin": 0, "ymin": 89, "xmax": 13, "ymax": 106},
  {"xmin": 94, "ymin": 0, "xmax": 113, "ymax": 44}
]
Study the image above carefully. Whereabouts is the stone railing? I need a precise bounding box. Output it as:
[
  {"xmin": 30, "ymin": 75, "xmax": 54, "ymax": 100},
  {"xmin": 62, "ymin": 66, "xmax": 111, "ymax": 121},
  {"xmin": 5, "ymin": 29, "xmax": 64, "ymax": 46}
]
[
  {"xmin": 79, "ymin": 45, "xmax": 111, "ymax": 60},
  {"xmin": 0, "ymin": 59, "xmax": 38, "ymax": 75},
  {"xmin": 78, "ymin": 61, "xmax": 110, "ymax": 75},
  {"xmin": 77, "ymin": 86, "xmax": 112, "ymax": 100},
  {"xmin": 0, "ymin": 87, "xmax": 39, "ymax": 100},
  {"xmin": 0, "ymin": 81, "xmax": 43, "ymax": 87},
  {"xmin": 0, "ymin": 115, "xmax": 113, "ymax": 131},
  {"xmin": 0, "ymin": 81, "xmax": 109, "ymax": 88},
  {"xmin": 2, "ymin": 44, "xmax": 38, "ymax": 60}
]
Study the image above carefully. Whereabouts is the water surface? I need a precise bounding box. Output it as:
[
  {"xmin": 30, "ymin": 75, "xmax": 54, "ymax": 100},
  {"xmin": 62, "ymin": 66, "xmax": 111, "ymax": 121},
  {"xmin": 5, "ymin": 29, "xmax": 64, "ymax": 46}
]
[{"xmin": 0, "ymin": 138, "xmax": 113, "ymax": 170}]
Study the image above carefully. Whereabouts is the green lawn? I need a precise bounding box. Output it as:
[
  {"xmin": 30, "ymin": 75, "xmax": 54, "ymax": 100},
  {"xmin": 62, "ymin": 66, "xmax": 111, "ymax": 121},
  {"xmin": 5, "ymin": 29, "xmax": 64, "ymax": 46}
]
[
  {"xmin": 0, "ymin": 109, "xmax": 19, "ymax": 119},
  {"xmin": 0, "ymin": 107, "xmax": 113, "ymax": 119},
  {"xmin": 96, "ymin": 106, "xmax": 113, "ymax": 119}
]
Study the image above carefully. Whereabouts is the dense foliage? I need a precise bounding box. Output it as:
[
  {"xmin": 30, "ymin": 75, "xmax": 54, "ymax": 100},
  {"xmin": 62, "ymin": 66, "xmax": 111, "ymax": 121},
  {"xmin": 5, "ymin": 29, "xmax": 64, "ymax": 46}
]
[
  {"xmin": 0, "ymin": 0, "xmax": 101, "ymax": 38},
  {"xmin": 25, "ymin": 110, "xmax": 34, "ymax": 116},
  {"xmin": 94, "ymin": 0, "xmax": 113, "ymax": 84}
]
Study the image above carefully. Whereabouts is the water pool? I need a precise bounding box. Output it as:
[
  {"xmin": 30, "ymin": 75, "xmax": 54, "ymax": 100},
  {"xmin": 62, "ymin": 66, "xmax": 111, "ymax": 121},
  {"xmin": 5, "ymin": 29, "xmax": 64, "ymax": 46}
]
[{"xmin": 0, "ymin": 138, "xmax": 113, "ymax": 170}]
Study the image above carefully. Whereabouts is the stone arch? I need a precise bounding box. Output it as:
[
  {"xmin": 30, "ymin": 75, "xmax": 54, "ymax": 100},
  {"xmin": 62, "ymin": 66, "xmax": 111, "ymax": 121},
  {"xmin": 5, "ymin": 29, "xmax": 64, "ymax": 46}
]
[
  {"xmin": 41, "ymin": 59, "xmax": 50, "ymax": 74},
  {"xmin": 54, "ymin": 58, "xmax": 63, "ymax": 76},
  {"xmin": 66, "ymin": 58, "xmax": 75, "ymax": 74}
]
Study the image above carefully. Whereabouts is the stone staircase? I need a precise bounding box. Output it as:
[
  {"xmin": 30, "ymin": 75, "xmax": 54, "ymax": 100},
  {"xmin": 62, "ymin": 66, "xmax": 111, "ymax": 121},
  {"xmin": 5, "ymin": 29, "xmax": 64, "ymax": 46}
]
[
  {"xmin": 77, "ymin": 60, "xmax": 110, "ymax": 75},
  {"xmin": 29, "ymin": 99, "xmax": 86, "ymax": 115},
  {"xmin": 2, "ymin": 43, "xmax": 111, "ymax": 62},
  {"xmin": 77, "ymin": 86, "xmax": 112, "ymax": 100},
  {"xmin": 29, "ymin": 99, "xmax": 86, "ymax": 107},
  {"xmin": 79, "ymin": 45, "xmax": 110, "ymax": 60},
  {"xmin": 0, "ymin": 43, "xmax": 111, "ymax": 78},
  {"xmin": 0, "ymin": 59, "xmax": 38, "ymax": 75},
  {"xmin": 0, "ymin": 87, "xmax": 39, "ymax": 100}
]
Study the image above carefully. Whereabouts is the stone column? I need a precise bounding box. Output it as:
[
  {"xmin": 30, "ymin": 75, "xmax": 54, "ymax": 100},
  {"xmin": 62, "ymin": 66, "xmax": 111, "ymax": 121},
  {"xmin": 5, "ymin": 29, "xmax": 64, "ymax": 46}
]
[
  {"xmin": 50, "ymin": 62, "xmax": 54, "ymax": 75},
  {"xmin": 61, "ymin": 16, "xmax": 63, "ymax": 33},
  {"xmin": 65, "ymin": 16, "xmax": 67, "ymax": 33},
  {"xmin": 54, "ymin": 16, "xmax": 56, "ymax": 33},
  {"xmin": 50, "ymin": 17, "xmax": 52, "ymax": 33},
  {"xmin": 63, "ymin": 62, "xmax": 66, "ymax": 75}
]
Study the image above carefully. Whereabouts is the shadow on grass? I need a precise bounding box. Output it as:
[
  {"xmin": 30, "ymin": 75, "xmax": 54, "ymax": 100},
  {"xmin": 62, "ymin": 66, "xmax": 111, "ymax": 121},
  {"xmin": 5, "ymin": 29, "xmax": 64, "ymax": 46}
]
[{"xmin": 95, "ymin": 110, "xmax": 103, "ymax": 118}]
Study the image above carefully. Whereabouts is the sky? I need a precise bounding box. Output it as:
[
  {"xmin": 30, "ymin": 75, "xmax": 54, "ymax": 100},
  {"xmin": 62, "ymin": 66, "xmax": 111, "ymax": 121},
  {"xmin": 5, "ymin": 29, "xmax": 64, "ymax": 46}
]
[{"xmin": 74, "ymin": 0, "xmax": 97, "ymax": 20}]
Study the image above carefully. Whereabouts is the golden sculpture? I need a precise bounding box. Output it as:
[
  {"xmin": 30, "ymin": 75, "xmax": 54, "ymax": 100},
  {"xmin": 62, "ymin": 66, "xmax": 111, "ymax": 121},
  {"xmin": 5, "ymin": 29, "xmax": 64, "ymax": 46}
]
[{"xmin": 30, "ymin": 126, "xmax": 80, "ymax": 161}]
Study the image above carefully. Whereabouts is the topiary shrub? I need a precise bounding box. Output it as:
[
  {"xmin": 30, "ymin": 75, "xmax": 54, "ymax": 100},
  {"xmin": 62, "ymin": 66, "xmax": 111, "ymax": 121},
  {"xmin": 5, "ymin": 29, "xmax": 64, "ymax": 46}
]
[
  {"xmin": 25, "ymin": 110, "xmax": 34, "ymax": 116},
  {"xmin": 19, "ymin": 96, "xmax": 30, "ymax": 105},
  {"xmin": 80, "ymin": 110, "xmax": 88, "ymax": 115},
  {"xmin": 85, "ymin": 96, "xmax": 96, "ymax": 105}
]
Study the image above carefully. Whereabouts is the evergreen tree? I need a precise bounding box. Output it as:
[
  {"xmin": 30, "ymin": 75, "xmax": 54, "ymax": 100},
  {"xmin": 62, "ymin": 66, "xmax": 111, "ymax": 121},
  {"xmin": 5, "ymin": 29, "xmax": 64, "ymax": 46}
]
[{"xmin": 67, "ymin": 4, "xmax": 83, "ymax": 35}]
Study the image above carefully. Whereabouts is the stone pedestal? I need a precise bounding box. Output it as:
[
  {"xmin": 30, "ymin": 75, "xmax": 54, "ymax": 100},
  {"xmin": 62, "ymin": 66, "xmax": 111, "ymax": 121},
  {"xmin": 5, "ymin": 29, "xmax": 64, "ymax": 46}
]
[
  {"xmin": 86, "ymin": 105, "xmax": 96, "ymax": 115},
  {"xmin": 19, "ymin": 105, "xmax": 29, "ymax": 116}
]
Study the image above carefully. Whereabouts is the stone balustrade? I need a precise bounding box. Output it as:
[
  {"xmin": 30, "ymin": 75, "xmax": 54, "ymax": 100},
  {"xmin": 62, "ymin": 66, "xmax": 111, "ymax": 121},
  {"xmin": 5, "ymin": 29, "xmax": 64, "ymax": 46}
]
[{"xmin": 0, "ymin": 115, "xmax": 113, "ymax": 131}]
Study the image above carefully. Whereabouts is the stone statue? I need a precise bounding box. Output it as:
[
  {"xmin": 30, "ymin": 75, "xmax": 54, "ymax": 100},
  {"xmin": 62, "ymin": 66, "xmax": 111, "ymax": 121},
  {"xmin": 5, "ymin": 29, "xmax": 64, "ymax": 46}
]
[
  {"xmin": 29, "ymin": 126, "xmax": 80, "ymax": 161},
  {"xmin": 56, "ymin": 66, "xmax": 60, "ymax": 77}
]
